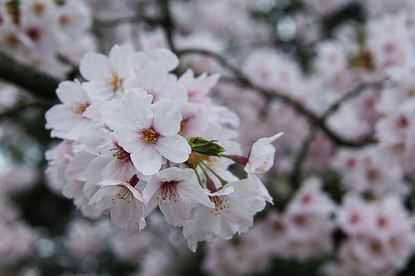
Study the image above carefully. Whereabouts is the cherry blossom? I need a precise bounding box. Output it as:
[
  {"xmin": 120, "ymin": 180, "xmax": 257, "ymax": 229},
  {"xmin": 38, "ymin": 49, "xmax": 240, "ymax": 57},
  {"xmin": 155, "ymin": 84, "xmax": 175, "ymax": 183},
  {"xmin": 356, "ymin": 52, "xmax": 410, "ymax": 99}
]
[
  {"xmin": 80, "ymin": 44, "xmax": 134, "ymax": 101},
  {"xmin": 100, "ymin": 89, "xmax": 191, "ymax": 175},
  {"xmin": 89, "ymin": 176, "xmax": 147, "ymax": 229},
  {"xmin": 45, "ymin": 80, "xmax": 93, "ymax": 141},
  {"xmin": 143, "ymin": 167, "xmax": 213, "ymax": 227},
  {"xmin": 183, "ymin": 179, "xmax": 266, "ymax": 252}
]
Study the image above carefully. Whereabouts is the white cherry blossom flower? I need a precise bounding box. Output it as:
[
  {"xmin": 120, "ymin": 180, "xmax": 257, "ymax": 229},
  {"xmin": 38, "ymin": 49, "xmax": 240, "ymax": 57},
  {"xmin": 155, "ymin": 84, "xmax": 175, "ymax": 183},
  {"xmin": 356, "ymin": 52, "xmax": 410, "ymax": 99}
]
[
  {"xmin": 133, "ymin": 62, "xmax": 187, "ymax": 105},
  {"xmin": 100, "ymin": 89, "xmax": 191, "ymax": 176},
  {"xmin": 80, "ymin": 44, "xmax": 134, "ymax": 101},
  {"xmin": 143, "ymin": 167, "xmax": 213, "ymax": 227},
  {"xmin": 45, "ymin": 80, "xmax": 93, "ymax": 141},
  {"xmin": 183, "ymin": 179, "xmax": 266, "ymax": 252},
  {"xmin": 244, "ymin": 132, "xmax": 284, "ymax": 203},
  {"xmin": 89, "ymin": 176, "xmax": 147, "ymax": 229}
]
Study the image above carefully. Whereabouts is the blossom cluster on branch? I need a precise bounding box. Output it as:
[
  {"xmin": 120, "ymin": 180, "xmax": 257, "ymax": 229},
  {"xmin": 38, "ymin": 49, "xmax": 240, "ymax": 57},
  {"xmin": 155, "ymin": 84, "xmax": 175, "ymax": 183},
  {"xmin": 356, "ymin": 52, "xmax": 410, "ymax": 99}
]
[
  {"xmin": 44, "ymin": 44, "xmax": 283, "ymax": 252},
  {"xmin": 1, "ymin": 0, "xmax": 415, "ymax": 275}
]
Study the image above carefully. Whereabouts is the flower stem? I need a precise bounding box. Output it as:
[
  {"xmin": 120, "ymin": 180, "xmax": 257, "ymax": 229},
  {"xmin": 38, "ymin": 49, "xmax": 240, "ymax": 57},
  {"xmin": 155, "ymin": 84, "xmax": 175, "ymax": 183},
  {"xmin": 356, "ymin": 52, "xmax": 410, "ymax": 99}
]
[
  {"xmin": 198, "ymin": 160, "xmax": 228, "ymax": 186},
  {"xmin": 194, "ymin": 167, "xmax": 204, "ymax": 188}
]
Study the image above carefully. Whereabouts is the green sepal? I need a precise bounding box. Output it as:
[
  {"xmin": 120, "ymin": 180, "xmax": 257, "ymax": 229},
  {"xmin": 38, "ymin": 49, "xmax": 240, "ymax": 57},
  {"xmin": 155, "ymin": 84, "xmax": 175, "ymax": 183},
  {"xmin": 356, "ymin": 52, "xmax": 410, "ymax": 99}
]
[{"xmin": 187, "ymin": 137, "xmax": 225, "ymax": 157}]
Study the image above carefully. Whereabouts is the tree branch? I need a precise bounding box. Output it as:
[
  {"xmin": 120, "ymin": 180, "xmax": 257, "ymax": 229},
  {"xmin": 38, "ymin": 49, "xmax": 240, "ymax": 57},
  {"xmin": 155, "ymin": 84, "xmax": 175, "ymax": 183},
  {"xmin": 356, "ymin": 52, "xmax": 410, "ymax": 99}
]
[
  {"xmin": 0, "ymin": 100, "xmax": 54, "ymax": 119},
  {"xmin": 290, "ymin": 126, "xmax": 318, "ymax": 189},
  {"xmin": 159, "ymin": 0, "xmax": 177, "ymax": 53},
  {"xmin": 321, "ymin": 81, "xmax": 384, "ymax": 120},
  {"xmin": 178, "ymin": 48, "xmax": 378, "ymax": 148},
  {"xmin": 0, "ymin": 51, "xmax": 60, "ymax": 100}
]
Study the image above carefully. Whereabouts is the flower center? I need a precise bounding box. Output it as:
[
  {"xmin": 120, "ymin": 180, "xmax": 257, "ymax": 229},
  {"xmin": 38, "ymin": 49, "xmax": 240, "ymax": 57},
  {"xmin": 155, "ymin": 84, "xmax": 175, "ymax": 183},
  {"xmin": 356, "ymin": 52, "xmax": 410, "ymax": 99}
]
[
  {"xmin": 59, "ymin": 14, "xmax": 71, "ymax": 26},
  {"xmin": 141, "ymin": 127, "xmax": 159, "ymax": 144},
  {"xmin": 210, "ymin": 196, "xmax": 230, "ymax": 215},
  {"xmin": 161, "ymin": 181, "xmax": 178, "ymax": 203},
  {"xmin": 105, "ymin": 70, "xmax": 120, "ymax": 90},
  {"xmin": 71, "ymin": 101, "xmax": 88, "ymax": 114},
  {"xmin": 111, "ymin": 144, "xmax": 131, "ymax": 165},
  {"xmin": 6, "ymin": 34, "xmax": 19, "ymax": 46},
  {"xmin": 33, "ymin": 2, "xmax": 45, "ymax": 16},
  {"xmin": 25, "ymin": 27, "xmax": 41, "ymax": 42},
  {"xmin": 113, "ymin": 187, "xmax": 132, "ymax": 203},
  {"xmin": 396, "ymin": 115, "xmax": 409, "ymax": 129}
]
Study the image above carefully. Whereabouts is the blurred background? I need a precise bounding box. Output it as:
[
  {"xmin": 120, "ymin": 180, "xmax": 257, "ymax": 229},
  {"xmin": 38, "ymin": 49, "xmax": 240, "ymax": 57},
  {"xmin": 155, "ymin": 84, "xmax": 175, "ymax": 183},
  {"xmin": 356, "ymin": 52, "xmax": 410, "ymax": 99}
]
[{"xmin": 2, "ymin": 0, "xmax": 415, "ymax": 275}]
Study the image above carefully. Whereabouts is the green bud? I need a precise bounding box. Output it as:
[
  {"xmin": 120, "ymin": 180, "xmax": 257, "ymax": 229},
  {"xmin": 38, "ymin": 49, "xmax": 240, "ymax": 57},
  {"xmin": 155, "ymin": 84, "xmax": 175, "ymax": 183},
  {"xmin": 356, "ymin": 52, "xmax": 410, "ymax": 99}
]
[{"xmin": 187, "ymin": 137, "xmax": 225, "ymax": 157}]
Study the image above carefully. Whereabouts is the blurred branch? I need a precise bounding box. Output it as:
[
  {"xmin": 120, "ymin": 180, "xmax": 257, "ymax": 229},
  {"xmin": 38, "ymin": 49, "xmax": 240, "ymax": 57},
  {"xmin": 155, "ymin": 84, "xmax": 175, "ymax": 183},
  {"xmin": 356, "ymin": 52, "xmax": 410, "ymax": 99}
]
[
  {"xmin": 159, "ymin": 0, "xmax": 177, "ymax": 53},
  {"xmin": 0, "ymin": 51, "xmax": 60, "ymax": 100},
  {"xmin": 92, "ymin": 15, "xmax": 163, "ymax": 29},
  {"xmin": 0, "ymin": 100, "xmax": 54, "ymax": 120},
  {"xmin": 290, "ymin": 126, "xmax": 318, "ymax": 189},
  {"xmin": 177, "ymin": 48, "xmax": 377, "ymax": 148},
  {"xmin": 321, "ymin": 81, "xmax": 384, "ymax": 120}
]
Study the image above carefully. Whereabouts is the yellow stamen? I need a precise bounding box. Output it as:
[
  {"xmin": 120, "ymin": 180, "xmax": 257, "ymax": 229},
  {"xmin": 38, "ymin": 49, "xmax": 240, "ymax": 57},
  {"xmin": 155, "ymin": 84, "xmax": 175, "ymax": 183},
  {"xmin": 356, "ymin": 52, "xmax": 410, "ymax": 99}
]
[{"xmin": 141, "ymin": 128, "xmax": 158, "ymax": 144}]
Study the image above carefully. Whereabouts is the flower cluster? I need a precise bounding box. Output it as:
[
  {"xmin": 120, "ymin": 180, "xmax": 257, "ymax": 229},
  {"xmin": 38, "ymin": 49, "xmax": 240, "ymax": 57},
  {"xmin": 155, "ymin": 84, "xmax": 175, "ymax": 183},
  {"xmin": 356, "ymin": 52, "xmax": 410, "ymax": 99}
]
[
  {"xmin": 0, "ymin": 0, "xmax": 94, "ymax": 77},
  {"xmin": 263, "ymin": 177, "xmax": 337, "ymax": 260},
  {"xmin": 45, "ymin": 44, "xmax": 282, "ymax": 251},
  {"xmin": 323, "ymin": 194, "xmax": 415, "ymax": 276}
]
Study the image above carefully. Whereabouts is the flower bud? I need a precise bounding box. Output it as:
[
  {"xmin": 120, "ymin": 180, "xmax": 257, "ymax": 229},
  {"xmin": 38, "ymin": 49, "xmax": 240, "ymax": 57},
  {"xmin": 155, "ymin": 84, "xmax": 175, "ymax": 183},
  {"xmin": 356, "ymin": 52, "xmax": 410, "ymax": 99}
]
[{"xmin": 187, "ymin": 137, "xmax": 225, "ymax": 157}]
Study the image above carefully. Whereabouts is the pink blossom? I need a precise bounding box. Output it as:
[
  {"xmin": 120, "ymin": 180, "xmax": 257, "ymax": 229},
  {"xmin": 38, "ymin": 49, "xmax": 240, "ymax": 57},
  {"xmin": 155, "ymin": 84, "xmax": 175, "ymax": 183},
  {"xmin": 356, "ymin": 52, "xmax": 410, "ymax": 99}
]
[
  {"xmin": 80, "ymin": 44, "xmax": 134, "ymax": 101},
  {"xmin": 183, "ymin": 179, "xmax": 266, "ymax": 252},
  {"xmin": 143, "ymin": 167, "xmax": 213, "ymax": 227},
  {"xmin": 100, "ymin": 89, "xmax": 191, "ymax": 176},
  {"xmin": 45, "ymin": 80, "xmax": 93, "ymax": 141},
  {"xmin": 244, "ymin": 132, "xmax": 284, "ymax": 203},
  {"xmin": 89, "ymin": 177, "xmax": 147, "ymax": 229}
]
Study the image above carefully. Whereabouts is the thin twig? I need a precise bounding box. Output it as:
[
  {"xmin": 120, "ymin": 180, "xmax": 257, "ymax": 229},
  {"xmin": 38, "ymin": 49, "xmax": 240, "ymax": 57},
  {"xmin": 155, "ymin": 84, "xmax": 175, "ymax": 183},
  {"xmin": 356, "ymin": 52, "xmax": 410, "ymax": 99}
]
[
  {"xmin": 289, "ymin": 126, "xmax": 318, "ymax": 189},
  {"xmin": 321, "ymin": 81, "xmax": 384, "ymax": 120}
]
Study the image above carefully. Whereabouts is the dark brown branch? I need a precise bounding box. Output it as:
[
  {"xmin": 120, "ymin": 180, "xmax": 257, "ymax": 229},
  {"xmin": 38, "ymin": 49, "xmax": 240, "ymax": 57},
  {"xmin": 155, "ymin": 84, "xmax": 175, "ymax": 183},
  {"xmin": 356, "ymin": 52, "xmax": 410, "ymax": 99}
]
[
  {"xmin": 321, "ymin": 81, "xmax": 384, "ymax": 120},
  {"xmin": 178, "ymin": 48, "xmax": 377, "ymax": 148},
  {"xmin": 0, "ymin": 51, "xmax": 60, "ymax": 100},
  {"xmin": 0, "ymin": 100, "xmax": 54, "ymax": 119},
  {"xmin": 92, "ymin": 15, "xmax": 162, "ymax": 29},
  {"xmin": 159, "ymin": 0, "xmax": 177, "ymax": 53},
  {"xmin": 290, "ymin": 126, "xmax": 318, "ymax": 189}
]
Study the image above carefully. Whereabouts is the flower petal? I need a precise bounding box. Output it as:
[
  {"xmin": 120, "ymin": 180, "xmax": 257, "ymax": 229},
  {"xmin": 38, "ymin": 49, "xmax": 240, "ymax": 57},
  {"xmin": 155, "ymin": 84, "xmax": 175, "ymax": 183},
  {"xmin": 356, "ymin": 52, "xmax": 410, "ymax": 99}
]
[
  {"xmin": 130, "ymin": 144, "xmax": 162, "ymax": 175},
  {"xmin": 156, "ymin": 135, "xmax": 191, "ymax": 163},
  {"xmin": 80, "ymin": 52, "xmax": 110, "ymax": 81},
  {"xmin": 152, "ymin": 98, "xmax": 181, "ymax": 136}
]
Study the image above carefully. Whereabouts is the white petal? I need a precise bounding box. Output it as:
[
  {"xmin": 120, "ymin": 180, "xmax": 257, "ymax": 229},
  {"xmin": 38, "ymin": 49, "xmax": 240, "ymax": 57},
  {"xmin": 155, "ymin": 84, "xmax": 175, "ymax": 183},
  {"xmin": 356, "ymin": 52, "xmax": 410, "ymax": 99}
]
[
  {"xmin": 80, "ymin": 52, "xmax": 110, "ymax": 81},
  {"xmin": 83, "ymin": 101, "xmax": 104, "ymax": 121},
  {"xmin": 89, "ymin": 185, "xmax": 120, "ymax": 210},
  {"xmin": 148, "ymin": 48, "xmax": 179, "ymax": 71},
  {"xmin": 156, "ymin": 135, "xmax": 191, "ymax": 163},
  {"xmin": 142, "ymin": 176, "xmax": 162, "ymax": 202},
  {"xmin": 130, "ymin": 145, "xmax": 162, "ymax": 175},
  {"xmin": 100, "ymin": 99, "xmax": 123, "ymax": 130},
  {"xmin": 109, "ymin": 45, "xmax": 133, "ymax": 78},
  {"xmin": 110, "ymin": 195, "xmax": 144, "ymax": 229},
  {"xmin": 160, "ymin": 197, "xmax": 191, "ymax": 226},
  {"xmin": 83, "ymin": 81, "xmax": 114, "ymax": 102},
  {"xmin": 152, "ymin": 99, "xmax": 181, "ymax": 136},
  {"xmin": 56, "ymin": 81, "xmax": 87, "ymax": 105},
  {"xmin": 121, "ymin": 92, "xmax": 153, "ymax": 130},
  {"xmin": 137, "ymin": 62, "xmax": 168, "ymax": 90},
  {"xmin": 113, "ymin": 126, "xmax": 146, "ymax": 153}
]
